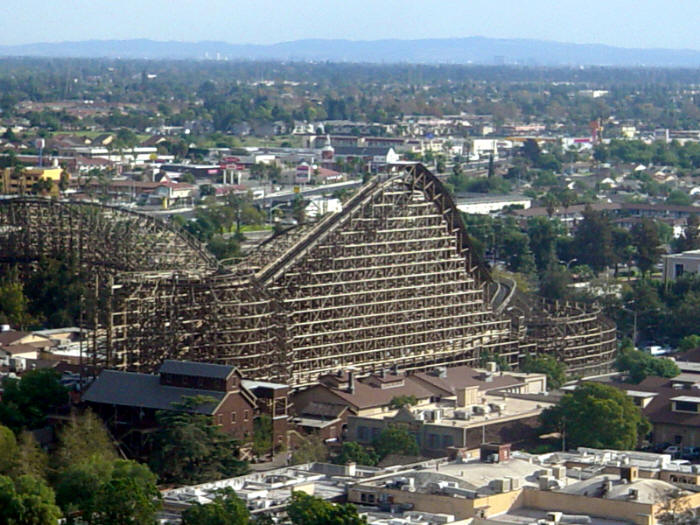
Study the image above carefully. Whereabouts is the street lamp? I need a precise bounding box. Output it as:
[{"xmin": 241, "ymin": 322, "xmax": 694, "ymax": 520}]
[{"xmin": 561, "ymin": 258, "xmax": 578, "ymax": 270}]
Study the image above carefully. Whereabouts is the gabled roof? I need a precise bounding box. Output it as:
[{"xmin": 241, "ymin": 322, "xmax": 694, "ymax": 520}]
[
  {"xmin": 83, "ymin": 369, "xmax": 225, "ymax": 414},
  {"xmin": 625, "ymin": 376, "xmax": 700, "ymax": 428},
  {"xmin": 158, "ymin": 360, "xmax": 236, "ymax": 380}
]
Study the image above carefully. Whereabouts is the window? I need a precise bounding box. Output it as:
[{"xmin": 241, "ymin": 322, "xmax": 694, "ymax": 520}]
[
  {"xmin": 217, "ymin": 413, "xmax": 223, "ymax": 425},
  {"xmin": 231, "ymin": 411, "xmax": 236, "ymax": 423},
  {"xmin": 244, "ymin": 410, "xmax": 249, "ymax": 421},
  {"xmin": 676, "ymin": 264, "xmax": 685, "ymax": 278},
  {"xmin": 674, "ymin": 401, "xmax": 698, "ymax": 413},
  {"xmin": 358, "ymin": 426, "xmax": 368, "ymax": 441}
]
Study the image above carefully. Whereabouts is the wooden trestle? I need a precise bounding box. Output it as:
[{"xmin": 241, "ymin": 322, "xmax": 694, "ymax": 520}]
[{"xmin": 0, "ymin": 165, "xmax": 616, "ymax": 387}]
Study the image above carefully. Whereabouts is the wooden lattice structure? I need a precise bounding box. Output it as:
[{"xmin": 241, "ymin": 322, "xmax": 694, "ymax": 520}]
[{"xmin": 0, "ymin": 165, "xmax": 616, "ymax": 387}]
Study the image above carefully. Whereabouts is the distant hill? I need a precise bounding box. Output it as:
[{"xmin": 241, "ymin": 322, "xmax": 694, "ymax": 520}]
[{"xmin": 1, "ymin": 37, "xmax": 700, "ymax": 67}]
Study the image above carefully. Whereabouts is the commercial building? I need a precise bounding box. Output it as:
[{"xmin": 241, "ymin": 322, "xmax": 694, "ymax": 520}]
[
  {"xmin": 293, "ymin": 365, "xmax": 548, "ymax": 452},
  {"xmin": 348, "ymin": 447, "xmax": 700, "ymax": 525}
]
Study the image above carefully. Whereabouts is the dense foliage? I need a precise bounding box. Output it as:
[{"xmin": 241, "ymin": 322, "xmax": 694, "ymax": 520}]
[
  {"xmin": 520, "ymin": 355, "xmax": 567, "ymax": 390},
  {"xmin": 287, "ymin": 492, "xmax": 367, "ymax": 525},
  {"xmin": 149, "ymin": 396, "xmax": 248, "ymax": 484},
  {"xmin": 540, "ymin": 382, "xmax": 651, "ymax": 450},
  {"xmin": 616, "ymin": 345, "xmax": 680, "ymax": 384},
  {"xmin": 0, "ymin": 369, "xmax": 68, "ymax": 432}
]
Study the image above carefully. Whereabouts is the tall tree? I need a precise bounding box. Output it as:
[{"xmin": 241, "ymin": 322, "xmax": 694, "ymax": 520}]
[
  {"xmin": 631, "ymin": 218, "xmax": 663, "ymax": 276},
  {"xmin": 573, "ymin": 206, "xmax": 614, "ymax": 273},
  {"xmin": 675, "ymin": 214, "xmax": 700, "ymax": 252},
  {"xmin": 149, "ymin": 396, "xmax": 248, "ymax": 484},
  {"xmin": 527, "ymin": 216, "xmax": 562, "ymax": 273}
]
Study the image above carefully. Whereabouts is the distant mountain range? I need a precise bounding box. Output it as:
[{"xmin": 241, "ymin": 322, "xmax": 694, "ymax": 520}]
[{"xmin": 1, "ymin": 37, "xmax": 700, "ymax": 67}]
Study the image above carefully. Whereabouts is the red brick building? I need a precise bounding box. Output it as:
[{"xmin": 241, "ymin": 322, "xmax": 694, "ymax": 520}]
[{"xmin": 83, "ymin": 360, "xmax": 288, "ymax": 455}]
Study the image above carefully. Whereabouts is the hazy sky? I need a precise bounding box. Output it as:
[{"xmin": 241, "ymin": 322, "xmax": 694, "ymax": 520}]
[{"xmin": 2, "ymin": 0, "xmax": 699, "ymax": 50}]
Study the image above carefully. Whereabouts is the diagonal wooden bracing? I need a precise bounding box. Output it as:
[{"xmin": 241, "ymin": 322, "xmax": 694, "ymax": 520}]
[{"xmin": 0, "ymin": 166, "xmax": 616, "ymax": 386}]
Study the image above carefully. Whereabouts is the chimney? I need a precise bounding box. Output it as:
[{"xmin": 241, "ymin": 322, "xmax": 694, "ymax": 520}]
[
  {"xmin": 348, "ymin": 371, "xmax": 355, "ymax": 394},
  {"xmin": 620, "ymin": 466, "xmax": 638, "ymax": 483}
]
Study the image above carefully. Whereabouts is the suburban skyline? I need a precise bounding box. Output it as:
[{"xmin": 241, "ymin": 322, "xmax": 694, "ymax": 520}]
[{"xmin": 2, "ymin": 0, "xmax": 700, "ymax": 51}]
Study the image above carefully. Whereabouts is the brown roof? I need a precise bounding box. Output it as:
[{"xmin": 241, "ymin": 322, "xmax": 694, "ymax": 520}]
[
  {"xmin": 300, "ymin": 402, "xmax": 348, "ymax": 419},
  {"xmin": 678, "ymin": 348, "xmax": 700, "ymax": 363},
  {"xmin": 412, "ymin": 365, "xmax": 524, "ymax": 396},
  {"xmin": 0, "ymin": 343, "xmax": 39, "ymax": 355},
  {"xmin": 0, "ymin": 331, "xmax": 31, "ymax": 346},
  {"xmin": 314, "ymin": 375, "xmax": 435, "ymax": 411},
  {"xmin": 627, "ymin": 376, "xmax": 700, "ymax": 428}
]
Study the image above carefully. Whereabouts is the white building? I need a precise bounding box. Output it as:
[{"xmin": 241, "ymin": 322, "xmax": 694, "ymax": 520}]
[
  {"xmin": 455, "ymin": 194, "xmax": 531, "ymax": 215},
  {"xmin": 663, "ymin": 249, "xmax": 700, "ymax": 281}
]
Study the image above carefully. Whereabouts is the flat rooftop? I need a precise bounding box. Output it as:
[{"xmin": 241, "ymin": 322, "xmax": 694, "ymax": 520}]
[{"xmin": 358, "ymin": 393, "xmax": 553, "ymax": 430}]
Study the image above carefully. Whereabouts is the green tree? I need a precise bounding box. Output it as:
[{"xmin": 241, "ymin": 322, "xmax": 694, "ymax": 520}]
[
  {"xmin": 149, "ymin": 396, "xmax": 248, "ymax": 484},
  {"xmin": 287, "ymin": 492, "xmax": 366, "ymax": 525},
  {"xmin": 527, "ymin": 217, "xmax": 562, "ymax": 272},
  {"xmin": 538, "ymin": 263, "xmax": 572, "ymax": 301},
  {"xmin": 522, "ymin": 139, "xmax": 541, "ymax": 165},
  {"xmin": 0, "ymin": 425, "xmax": 17, "ymax": 476},
  {"xmin": 53, "ymin": 410, "xmax": 117, "ymax": 472},
  {"xmin": 631, "ymin": 218, "xmax": 662, "ymax": 276},
  {"xmin": 0, "ymin": 369, "xmax": 68, "ymax": 432},
  {"xmin": 539, "ymin": 382, "xmax": 651, "ymax": 450},
  {"xmin": 573, "ymin": 206, "xmax": 614, "ymax": 273},
  {"xmin": 91, "ymin": 466, "xmax": 161, "ymax": 525},
  {"xmin": 290, "ymin": 434, "xmax": 329, "ymax": 465},
  {"xmin": 0, "ymin": 474, "xmax": 62, "ymax": 525},
  {"xmin": 0, "ymin": 274, "xmax": 36, "ymax": 330},
  {"xmin": 679, "ymin": 335, "xmax": 700, "ymax": 352},
  {"xmin": 13, "ymin": 431, "xmax": 48, "ymax": 481},
  {"xmin": 675, "ymin": 215, "xmax": 700, "ymax": 253},
  {"xmin": 616, "ymin": 348, "xmax": 680, "ymax": 384},
  {"xmin": 388, "ymin": 395, "xmax": 418, "ymax": 409},
  {"xmin": 333, "ymin": 442, "xmax": 378, "ymax": 467},
  {"xmin": 520, "ymin": 355, "xmax": 567, "ymax": 390},
  {"xmin": 372, "ymin": 425, "xmax": 420, "ymax": 460},
  {"xmin": 252, "ymin": 415, "xmax": 273, "ymax": 457},
  {"xmin": 181, "ymin": 488, "xmax": 250, "ymax": 525}
]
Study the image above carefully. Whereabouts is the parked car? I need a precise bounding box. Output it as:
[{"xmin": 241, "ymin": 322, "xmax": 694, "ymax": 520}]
[
  {"xmin": 663, "ymin": 445, "xmax": 682, "ymax": 458},
  {"xmin": 681, "ymin": 447, "xmax": 700, "ymax": 461}
]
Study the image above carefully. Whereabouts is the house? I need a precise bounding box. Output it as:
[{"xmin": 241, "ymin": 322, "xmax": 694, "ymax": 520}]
[
  {"xmin": 0, "ymin": 329, "xmax": 53, "ymax": 371},
  {"xmin": 616, "ymin": 375, "xmax": 700, "ymax": 448},
  {"xmin": 83, "ymin": 360, "xmax": 288, "ymax": 455}
]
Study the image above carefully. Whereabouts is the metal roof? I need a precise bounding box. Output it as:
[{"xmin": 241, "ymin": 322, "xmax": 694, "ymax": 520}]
[
  {"xmin": 159, "ymin": 360, "xmax": 235, "ymax": 380},
  {"xmin": 83, "ymin": 369, "xmax": 224, "ymax": 414}
]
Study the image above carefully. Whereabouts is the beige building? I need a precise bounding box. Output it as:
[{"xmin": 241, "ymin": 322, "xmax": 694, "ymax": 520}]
[{"xmin": 348, "ymin": 447, "xmax": 700, "ymax": 525}]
